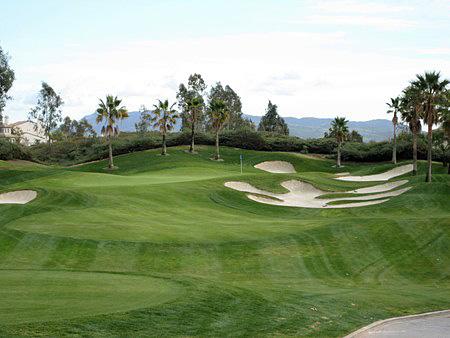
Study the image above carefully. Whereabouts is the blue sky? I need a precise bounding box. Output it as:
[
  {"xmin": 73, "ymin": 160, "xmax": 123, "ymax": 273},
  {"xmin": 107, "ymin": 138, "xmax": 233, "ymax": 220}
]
[{"xmin": 1, "ymin": 0, "xmax": 450, "ymax": 121}]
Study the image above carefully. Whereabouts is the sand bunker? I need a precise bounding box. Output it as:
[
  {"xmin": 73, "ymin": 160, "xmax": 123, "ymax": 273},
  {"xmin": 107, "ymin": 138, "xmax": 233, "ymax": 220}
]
[
  {"xmin": 225, "ymin": 180, "xmax": 410, "ymax": 209},
  {"xmin": 336, "ymin": 164, "xmax": 413, "ymax": 182},
  {"xmin": 351, "ymin": 180, "xmax": 408, "ymax": 194},
  {"xmin": 0, "ymin": 190, "xmax": 37, "ymax": 204},
  {"xmin": 254, "ymin": 161, "xmax": 296, "ymax": 173}
]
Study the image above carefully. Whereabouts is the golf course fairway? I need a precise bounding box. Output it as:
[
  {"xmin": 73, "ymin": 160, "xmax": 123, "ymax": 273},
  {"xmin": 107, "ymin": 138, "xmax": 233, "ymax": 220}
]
[{"xmin": 0, "ymin": 146, "xmax": 449, "ymax": 336}]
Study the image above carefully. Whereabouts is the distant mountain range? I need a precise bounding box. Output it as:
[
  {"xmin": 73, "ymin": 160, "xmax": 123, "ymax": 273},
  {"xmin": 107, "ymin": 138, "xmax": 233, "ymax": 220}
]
[{"xmin": 83, "ymin": 112, "xmax": 392, "ymax": 142}]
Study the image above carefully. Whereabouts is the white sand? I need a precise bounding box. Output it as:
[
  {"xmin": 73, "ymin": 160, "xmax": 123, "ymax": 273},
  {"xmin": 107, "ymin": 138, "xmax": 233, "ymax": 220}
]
[
  {"xmin": 335, "ymin": 172, "xmax": 350, "ymax": 176},
  {"xmin": 336, "ymin": 164, "xmax": 413, "ymax": 182},
  {"xmin": 224, "ymin": 182, "xmax": 275, "ymax": 196},
  {"xmin": 254, "ymin": 161, "xmax": 296, "ymax": 173},
  {"xmin": 324, "ymin": 199, "xmax": 390, "ymax": 209},
  {"xmin": 351, "ymin": 180, "xmax": 408, "ymax": 194},
  {"xmin": 0, "ymin": 190, "xmax": 37, "ymax": 204},
  {"xmin": 225, "ymin": 180, "xmax": 410, "ymax": 209},
  {"xmin": 327, "ymin": 187, "xmax": 411, "ymax": 202}
]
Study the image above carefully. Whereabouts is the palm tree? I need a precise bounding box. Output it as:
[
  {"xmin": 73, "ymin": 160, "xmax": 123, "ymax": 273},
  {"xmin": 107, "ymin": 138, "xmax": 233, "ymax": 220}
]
[
  {"xmin": 400, "ymin": 86, "xmax": 422, "ymax": 175},
  {"xmin": 386, "ymin": 97, "xmax": 401, "ymax": 164},
  {"xmin": 186, "ymin": 96, "xmax": 203, "ymax": 153},
  {"xmin": 151, "ymin": 99, "xmax": 178, "ymax": 155},
  {"xmin": 329, "ymin": 117, "xmax": 349, "ymax": 167},
  {"xmin": 208, "ymin": 99, "xmax": 229, "ymax": 160},
  {"xmin": 96, "ymin": 95, "xmax": 128, "ymax": 169},
  {"xmin": 412, "ymin": 71, "xmax": 449, "ymax": 182}
]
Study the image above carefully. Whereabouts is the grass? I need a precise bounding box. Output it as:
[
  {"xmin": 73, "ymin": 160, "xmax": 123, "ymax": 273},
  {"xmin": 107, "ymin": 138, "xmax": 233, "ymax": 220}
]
[{"xmin": 0, "ymin": 145, "xmax": 449, "ymax": 336}]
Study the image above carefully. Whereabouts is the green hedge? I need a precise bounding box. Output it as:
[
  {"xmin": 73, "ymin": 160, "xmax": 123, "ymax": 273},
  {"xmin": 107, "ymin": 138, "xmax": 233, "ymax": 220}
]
[
  {"xmin": 29, "ymin": 131, "xmax": 438, "ymax": 165},
  {"xmin": 0, "ymin": 139, "xmax": 31, "ymax": 161}
]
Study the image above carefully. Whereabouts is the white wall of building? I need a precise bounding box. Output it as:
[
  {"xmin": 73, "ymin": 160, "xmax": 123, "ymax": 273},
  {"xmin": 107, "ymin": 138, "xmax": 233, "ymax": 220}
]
[
  {"xmin": 0, "ymin": 121, "xmax": 46, "ymax": 146},
  {"xmin": 14, "ymin": 121, "xmax": 46, "ymax": 145}
]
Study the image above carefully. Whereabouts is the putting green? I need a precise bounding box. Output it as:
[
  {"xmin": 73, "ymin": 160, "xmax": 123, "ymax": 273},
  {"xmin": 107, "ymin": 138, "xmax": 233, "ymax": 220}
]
[
  {"xmin": 0, "ymin": 270, "xmax": 182, "ymax": 324},
  {"xmin": 0, "ymin": 146, "xmax": 449, "ymax": 336}
]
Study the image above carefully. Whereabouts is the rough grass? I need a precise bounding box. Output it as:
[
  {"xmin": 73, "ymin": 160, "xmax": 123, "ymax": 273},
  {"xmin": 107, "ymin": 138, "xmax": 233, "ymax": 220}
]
[{"xmin": 0, "ymin": 146, "xmax": 449, "ymax": 337}]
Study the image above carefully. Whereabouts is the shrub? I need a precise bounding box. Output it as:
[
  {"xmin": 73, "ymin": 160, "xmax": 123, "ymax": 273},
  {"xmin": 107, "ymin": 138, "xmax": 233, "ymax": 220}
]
[
  {"xmin": 28, "ymin": 130, "xmax": 442, "ymax": 165},
  {"xmin": 0, "ymin": 139, "xmax": 31, "ymax": 161}
]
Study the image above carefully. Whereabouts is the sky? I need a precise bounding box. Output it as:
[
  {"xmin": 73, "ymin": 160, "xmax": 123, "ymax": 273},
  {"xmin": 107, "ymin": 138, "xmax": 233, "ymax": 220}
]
[{"xmin": 1, "ymin": 0, "xmax": 450, "ymax": 122}]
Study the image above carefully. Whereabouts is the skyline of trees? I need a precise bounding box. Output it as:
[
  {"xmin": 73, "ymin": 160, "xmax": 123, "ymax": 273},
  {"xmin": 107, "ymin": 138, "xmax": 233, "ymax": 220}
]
[
  {"xmin": 28, "ymin": 82, "xmax": 64, "ymax": 145},
  {"xmin": 1, "ymin": 43, "xmax": 449, "ymax": 175},
  {"xmin": 395, "ymin": 71, "xmax": 450, "ymax": 182},
  {"xmin": 0, "ymin": 46, "xmax": 15, "ymax": 126}
]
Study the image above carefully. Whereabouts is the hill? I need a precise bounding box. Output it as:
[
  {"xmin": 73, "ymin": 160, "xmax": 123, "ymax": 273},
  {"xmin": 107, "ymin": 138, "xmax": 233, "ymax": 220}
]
[
  {"xmin": 244, "ymin": 115, "xmax": 393, "ymax": 141},
  {"xmin": 82, "ymin": 112, "xmax": 393, "ymax": 141}
]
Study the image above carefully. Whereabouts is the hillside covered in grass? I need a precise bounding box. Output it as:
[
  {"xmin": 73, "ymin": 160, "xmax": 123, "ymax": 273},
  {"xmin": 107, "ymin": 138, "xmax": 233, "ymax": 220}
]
[{"xmin": 0, "ymin": 146, "xmax": 449, "ymax": 336}]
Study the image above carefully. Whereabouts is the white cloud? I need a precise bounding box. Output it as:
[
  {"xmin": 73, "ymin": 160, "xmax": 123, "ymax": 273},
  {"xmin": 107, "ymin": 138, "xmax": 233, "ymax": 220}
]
[
  {"xmin": 418, "ymin": 48, "xmax": 450, "ymax": 55},
  {"xmin": 300, "ymin": 0, "xmax": 417, "ymax": 30},
  {"xmin": 304, "ymin": 15, "xmax": 416, "ymax": 29},
  {"xmin": 313, "ymin": 0, "xmax": 414, "ymax": 14},
  {"xmin": 4, "ymin": 31, "xmax": 449, "ymax": 122}
]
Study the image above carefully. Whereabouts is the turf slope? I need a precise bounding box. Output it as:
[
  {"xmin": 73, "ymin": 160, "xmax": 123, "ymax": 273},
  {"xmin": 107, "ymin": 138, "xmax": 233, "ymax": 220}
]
[{"xmin": 0, "ymin": 146, "xmax": 449, "ymax": 337}]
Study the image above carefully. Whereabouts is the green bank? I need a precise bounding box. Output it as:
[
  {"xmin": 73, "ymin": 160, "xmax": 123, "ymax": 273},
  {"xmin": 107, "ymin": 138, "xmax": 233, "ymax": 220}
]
[{"xmin": 0, "ymin": 146, "xmax": 449, "ymax": 336}]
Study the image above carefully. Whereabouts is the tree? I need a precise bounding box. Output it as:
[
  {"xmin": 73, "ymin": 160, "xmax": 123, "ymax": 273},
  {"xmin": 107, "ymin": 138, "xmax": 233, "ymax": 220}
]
[
  {"xmin": 185, "ymin": 96, "xmax": 204, "ymax": 153},
  {"xmin": 400, "ymin": 85, "xmax": 423, "ymax": 175},
  {"xmin": 257, "ymin": 101, "xmax": 289, "ymax": 135},
  {"xmin": 135, "ymin": 105, "xmax": 152, "ymax": 134},
  {"xmin": 348, "ymin": 130, "xmax": 363, "ymax": 143},
  {"xmin": 412, "ymin": 71, "xmax": 449, "ymax": 182},
  {"xmin": 150, "ymin": 99, "xmax": 178, "ymax": 155},
  {"xmin": 208, "ymin": 83, "xmax": 245, "ymax": 130},
  {"xmin": 0, "ymin": 46, "xmax": 15, "ymax": 125},
  {"xmin": 59, "ymin": 116, "xmax": 73, "ymax": 138},
  {"xmin": 177, "ymin": 74, "xmax": 207, "ymax": 152},
  {"xmin": 177, "ymin": 74, "xmax": 206, "ymax": 131},
  {"xmin": 208, "ymin": 98, "xmax": 229, "ymax": 160},
  {"xmin": 433, "ymin": 129, "xmax": 448, "ymax": 168},
  {"xmin": 77, "ymin": 118, "xmax": 96, "ymax": 138},
  {"xmin": 29, "ymin": 82, "xmax": 63, "ymax": 145},
  {"xmin": 11, "ymin": 126, "xmax": 24, "ymax": 143},
  {"xmin": 440, "ymin": 94, "xmax": 450, "ymax": 174},
  {"xmin": 386, "ymin": 97, "xmax": 401, "ymax": 164},
  {"xmin": 329, "ymin": 117, "xmax": 349, "ymax": 167},
  {"xmin": 96, "ymin": 95, "xmax": 128, "ymax": 169},
  {"xmin": 58, "ymin": 116, "xmax": 96, "ymax": 139}
]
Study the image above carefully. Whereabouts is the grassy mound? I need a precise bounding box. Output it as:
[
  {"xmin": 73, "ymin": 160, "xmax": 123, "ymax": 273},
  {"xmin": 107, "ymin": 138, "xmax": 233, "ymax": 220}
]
[
  {"xmin": 0, "ymin": 270, "xmax": 181, "ymax": 324},
  {"xmin": 0, "ymin": 146, "xmax": 449, "ymax": 336}
]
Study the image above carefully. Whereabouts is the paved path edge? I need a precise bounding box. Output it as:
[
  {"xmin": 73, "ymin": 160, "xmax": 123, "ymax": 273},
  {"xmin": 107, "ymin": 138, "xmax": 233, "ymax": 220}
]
[{"xmin": 343, "ymin": 309, "xmax": 450, "ymax": 338}]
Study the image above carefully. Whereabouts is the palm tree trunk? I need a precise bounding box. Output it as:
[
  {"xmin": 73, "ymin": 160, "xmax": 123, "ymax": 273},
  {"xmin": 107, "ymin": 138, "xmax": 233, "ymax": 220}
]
[
  {"xmin": 337, "ymin": 142, "xmax": 341, "ymax": 167},
  {"xmin": 189, "ymin": 122, "xmax": 195, "ymax": 153},
  {"xmin": 425, "ymin": 122, "xmax": 432, "ymax": 182},
  {"xmin": 392, "ymin": 123, "xmax": 397, "ymax": 164},
  {"xmin": 162, "ymin": 133, "xmax": 167, "ymax": 155},
  {"xmin": 412, "ymin": 130, "xmax": 418, "ymax": 175},
  {"xmin": 215, "ymin": 131, "xmax": 220, "ymax": 160},
  {"xmin": 108, "ymin": 136, "xmax": 114, "ymax": 169}
]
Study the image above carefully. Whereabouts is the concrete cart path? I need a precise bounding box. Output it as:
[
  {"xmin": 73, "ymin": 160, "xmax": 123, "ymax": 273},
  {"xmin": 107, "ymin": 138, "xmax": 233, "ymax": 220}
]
[{"xmin": 345, "ymin": 310, "xmax": 450, "ymax": 338}]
